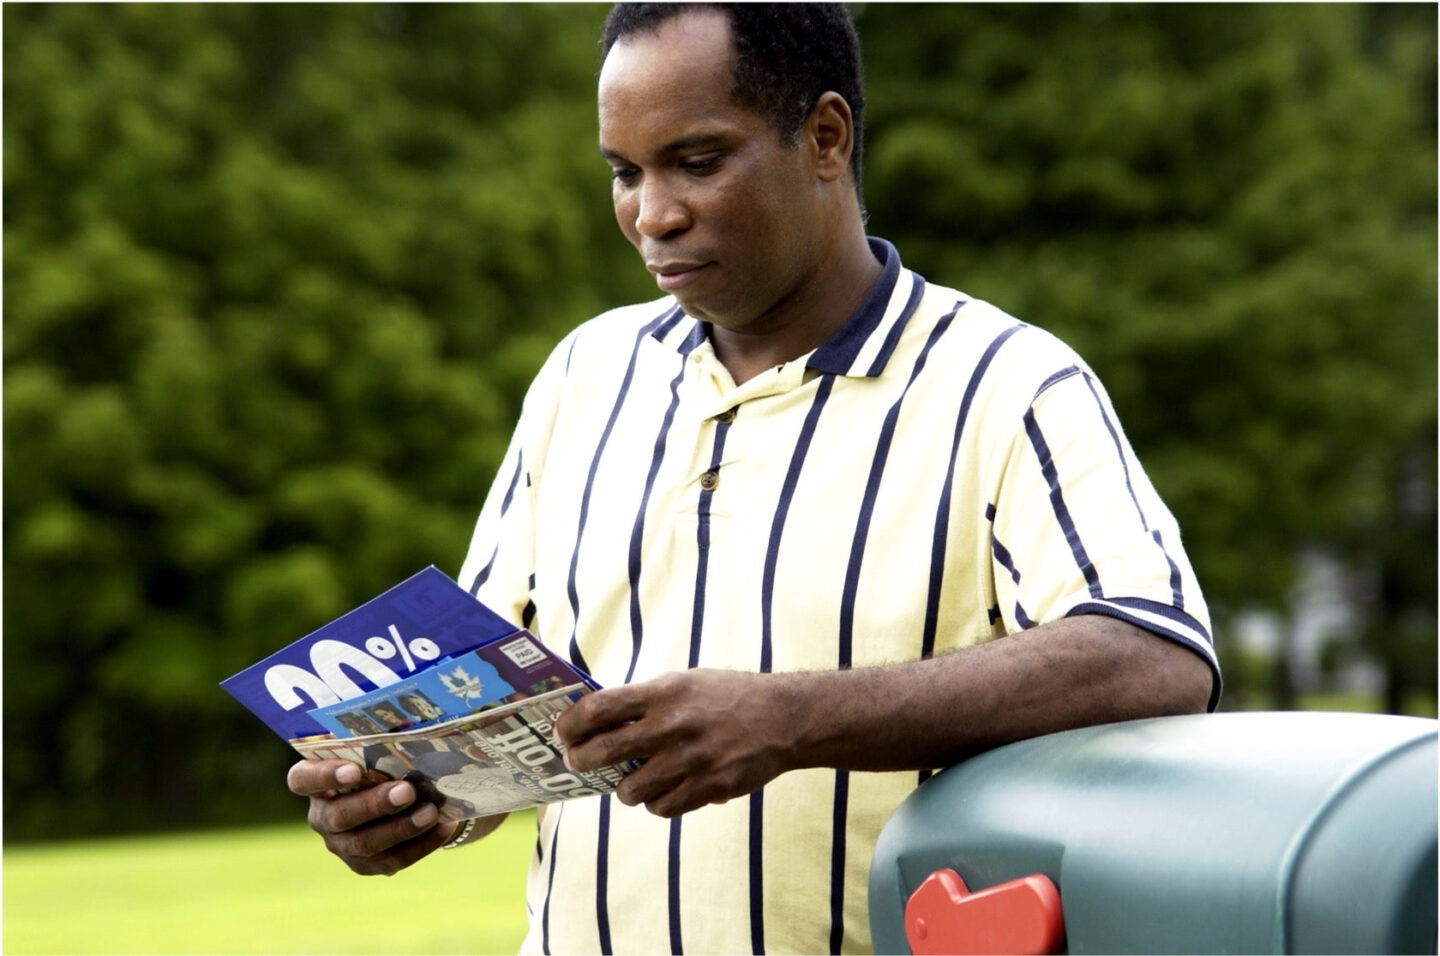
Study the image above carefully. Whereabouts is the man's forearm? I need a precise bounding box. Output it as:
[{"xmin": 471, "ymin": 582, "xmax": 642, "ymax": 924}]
[
  {"xmin": 772, "ymin": 614, "xmax": 1213, "ymax": 774},
  {"xmin": 557, "ymin": 615, "xmax": 1212, "ymax": 817}
]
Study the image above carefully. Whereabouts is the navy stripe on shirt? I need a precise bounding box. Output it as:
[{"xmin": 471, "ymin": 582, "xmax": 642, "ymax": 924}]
[
  {"xmin": 829, "ymin": 299, "xmax": 959, "ymax": 953},
  {"xmin": 752, "ymin": 374, "xmax": 838, "ymax": 954},
  {"xmin": 469, "ymin": 449, "xmax": 524, "ymax": 594},
  {"xmin": 596, "ymin": 795, "xmax": 613, "ymax": 954},
  {"xmin": 1077, "ymin": 372, "xmax": 1188, "ymax": 608},
  {"xmin": 1080, "ymin": 372, "xmax": 1148, "ymax": 530},
  {"xmin": 1152, "ymin": 529, "xmax": 1185, "ymax": 609},
  {"xmin": 563, "ymin": 308, "xmax": 678, "ymax": 955},
  {"xmin": 762, "ymin": 377, "xmax": 837, "ymax": 673},
  {"xmin": 864, "ymin": 275, "xmax": 927, "ymax": 377},
  {"xmin": 625, "ymin": 354, "xmax": 688, "ymax": 682},
  {"xmin": 1067, "ymin": 599, "xmax": 1222, "ymax": 710},
  {"xmin": 1033, "ymin": 364, "xmax": 1081, "ymax": 399},
  {"xmin": 541, "ymin": 802, "xmax": 564, "ymax": 955},
  {"xmin": 1094, "ymin": 595, "xmax": 1214, "ymax": 643},
  {"xmin": 668, "ymin": 817, "xmax": 684, "ymax": 953},
  {"xmin": 668, "ymin": 415, "xmax": 733, "ymax": 954},
  {"xmin": 808, "ymin": 238, "xmax": 902, "ymax": 375},
  {"xmin": 991, "ymin": 530, "xmax": 1022, "ymax": 586},
  {"xmin": 1024, "ymin": 405, "xmax": 1103, "ymax": 598},
  {"xmin": 923, "ymin": 319, "xmax": 1019, "ymax": 660},
  {"xmin": 919, "ymin": 319, "xmax": 1018, "ymax": 788},
  {"xmin": 564, "ymin": 306, "xmax": 679, "ymax": 672},
  {"xmin": 747, "ymin": 789, "xmax": 766, "ymax": 954},
  {"xmin": 828, "ymin": 770, "xmax": 851, "ymax": 955}
]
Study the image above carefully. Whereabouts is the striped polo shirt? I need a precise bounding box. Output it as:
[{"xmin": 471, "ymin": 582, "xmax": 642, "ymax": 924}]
[{"xmin": 459, "ymin": 238, "xmax": 1221, "ymax": 954}]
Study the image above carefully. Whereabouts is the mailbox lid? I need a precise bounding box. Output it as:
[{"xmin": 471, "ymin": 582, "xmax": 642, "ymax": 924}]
[
  {"xmin": 867, "ymin": 712, "xmax": 1438, "ymax": 955},
  {"xmin": 1287, "ymin": 732, "xmax": 1437, "ymax": 954}
]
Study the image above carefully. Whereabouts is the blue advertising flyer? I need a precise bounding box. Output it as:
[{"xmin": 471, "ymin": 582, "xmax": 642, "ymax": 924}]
[{"xmin": 220, "ymin": 566, "xmax": 592, "ymax": 742}]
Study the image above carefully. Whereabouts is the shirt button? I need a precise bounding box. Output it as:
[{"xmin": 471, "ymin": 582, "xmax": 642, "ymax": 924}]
[
  {"xmin": 699, "ymin": 470, "xmax": 720, "ymax": 491},
  {"xmin": 716, "ymin": 408, "xmax": 737, "ymax": 423}
]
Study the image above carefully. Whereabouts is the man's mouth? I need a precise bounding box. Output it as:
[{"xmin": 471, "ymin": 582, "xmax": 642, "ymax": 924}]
[{"xmin": 648, "ymin": 261, "xmax": 711, "ymax": 292}]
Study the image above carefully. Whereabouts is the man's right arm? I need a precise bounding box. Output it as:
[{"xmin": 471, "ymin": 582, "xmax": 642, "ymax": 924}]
[{"xmin": 287, "ymin": 757, "xmax": 507, "ymax": 875}]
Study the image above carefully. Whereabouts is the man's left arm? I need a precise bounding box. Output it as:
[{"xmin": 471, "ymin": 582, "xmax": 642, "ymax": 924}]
[
  {"xmin": 559, "ymin": 356, "xmax": 1219, "ymax": 818},
  {"xmin": 556, "ymin": 614, "xmax": 1212, "ymax": 818}
]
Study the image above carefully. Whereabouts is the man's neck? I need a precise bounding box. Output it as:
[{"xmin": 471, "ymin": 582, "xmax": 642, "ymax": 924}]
[{"xmin": 710, "ymin": 230, "xmax": 883, "ymax": 386}]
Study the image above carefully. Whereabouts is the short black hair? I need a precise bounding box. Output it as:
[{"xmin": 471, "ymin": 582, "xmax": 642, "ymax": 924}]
[{"xmin": 600, "ymin": 3, "xmax": 866, "ymax": 200}]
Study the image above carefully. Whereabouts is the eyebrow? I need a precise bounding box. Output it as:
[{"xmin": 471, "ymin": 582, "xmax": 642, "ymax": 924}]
[{"xmin": 599, "ymin": 132, "xmax": 730, "ymax": 163}]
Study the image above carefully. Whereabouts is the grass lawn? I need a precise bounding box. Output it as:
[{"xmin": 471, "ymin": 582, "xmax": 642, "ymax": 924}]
[{"xmin": 3, "ymin": 811, "xmax": 534, "ymax": 954}]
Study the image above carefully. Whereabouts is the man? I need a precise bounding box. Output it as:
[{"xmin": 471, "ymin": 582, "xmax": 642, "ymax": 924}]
[{"xmin": 289, "ymin": 5, "xmax": 1220, "ymax": 952}]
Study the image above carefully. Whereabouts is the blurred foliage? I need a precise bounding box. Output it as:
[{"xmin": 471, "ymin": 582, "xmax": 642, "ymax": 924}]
[
  {"xmin": 861, "ymin": 2, "xmax": 1437, "ymax": 712},
  {"xmin": 4, "ymin": 3, "xmax": 1435, "ymax": 840}
]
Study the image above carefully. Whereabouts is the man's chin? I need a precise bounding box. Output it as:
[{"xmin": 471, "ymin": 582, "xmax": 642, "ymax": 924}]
[{"xmin": 671, "ymin": 291, "xmax": 713, "ymax": 322}]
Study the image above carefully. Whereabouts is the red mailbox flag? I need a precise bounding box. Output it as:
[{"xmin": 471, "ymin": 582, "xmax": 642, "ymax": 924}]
[{"xmin": 905, "ymin": 868, "xmax": 1065, "ymax": 955}]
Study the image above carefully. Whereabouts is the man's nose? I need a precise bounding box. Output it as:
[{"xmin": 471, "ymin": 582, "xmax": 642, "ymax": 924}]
[{"xmin": 634, "ymin": 178, "xmax": 690, "ymax": 239}]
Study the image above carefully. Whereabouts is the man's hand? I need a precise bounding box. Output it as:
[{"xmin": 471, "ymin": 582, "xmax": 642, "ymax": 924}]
[
  {"xmin": 555, "ymin": 669, "xmax": 797, "ymax": 818},
  {"xmin": 287, "ymin": 758, "xmax": 462, "ymax": 875}
]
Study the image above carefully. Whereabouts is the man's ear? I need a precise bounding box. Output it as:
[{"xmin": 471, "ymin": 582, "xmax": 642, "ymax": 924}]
[{"xmin": 807, "ymin": 91, "xmax": 854, "ymax": 184}]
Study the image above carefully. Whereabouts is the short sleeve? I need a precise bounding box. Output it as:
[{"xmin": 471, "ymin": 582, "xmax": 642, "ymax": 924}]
[{"xmin": 988, "ymin": 365, "xmax": 1222, "ymax": 710}]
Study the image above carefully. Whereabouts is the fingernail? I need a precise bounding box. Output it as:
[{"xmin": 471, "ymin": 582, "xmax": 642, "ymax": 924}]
[
  {"xmin": 336, "ymin": 763, "xmax": 362, "ymax": 786},
  {"xmin": 410, "ymin": 803, "xmax": 437, "ymax": 828},
  {"xmin": 388, "ymin": 781, "xmax": 415, "ymax": 808},
  {"xmin": 562, "ymin": 749, "xmax": 575, "ymax": 772}
]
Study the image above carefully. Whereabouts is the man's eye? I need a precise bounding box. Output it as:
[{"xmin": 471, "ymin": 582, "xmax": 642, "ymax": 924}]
[
  {"xmin": 612, "ymin": 167, "xmax": 640, "ymax": 186},
  {"xmin": 681, "ymin": 155, "xmax": 722, "ymax": 175}
]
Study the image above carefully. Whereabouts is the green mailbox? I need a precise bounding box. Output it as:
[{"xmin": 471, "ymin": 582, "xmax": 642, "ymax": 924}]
[{"xmin": 868, "ymin": 711, "xmax": 1437, "ymax": 954}]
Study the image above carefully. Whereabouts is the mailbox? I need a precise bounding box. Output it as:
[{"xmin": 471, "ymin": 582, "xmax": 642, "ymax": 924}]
[{"xmin": 868, "ymin": 712, "xmax": 1437, "ymax": 954}]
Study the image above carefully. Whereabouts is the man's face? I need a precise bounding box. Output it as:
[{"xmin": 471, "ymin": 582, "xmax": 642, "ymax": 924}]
[{"xmin": 598, "ymin": 11, "xmax": 825, "ymax": 333}]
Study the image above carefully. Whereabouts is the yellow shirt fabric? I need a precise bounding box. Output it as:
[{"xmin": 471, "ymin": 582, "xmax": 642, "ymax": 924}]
[{"xmin": 460, "ymin": 239, "xmax": 1219, "ymax": 955}]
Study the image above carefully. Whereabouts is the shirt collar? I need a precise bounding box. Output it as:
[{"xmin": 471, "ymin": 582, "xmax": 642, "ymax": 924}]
[{"xmin": 651, "ymin": 237, "xmax": 925, "ymax": 378}]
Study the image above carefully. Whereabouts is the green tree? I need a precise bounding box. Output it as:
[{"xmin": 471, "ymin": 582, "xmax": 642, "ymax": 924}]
[
  {"xmin": 4, "ymin": 3, "xmax": 650, "ymax": 838},
  {"xmin": 859, "ymin": 3, "xmax": 1437, "ymax": 708},
  {"xmin": 4, "ymin": 4, "xmax": 1434, "ymax": 840}
]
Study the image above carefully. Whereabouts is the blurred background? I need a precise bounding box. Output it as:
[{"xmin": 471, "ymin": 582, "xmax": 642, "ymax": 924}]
[{"xmin": 4, "ymin": 2, "xmax": 1435, "ymax": 851}]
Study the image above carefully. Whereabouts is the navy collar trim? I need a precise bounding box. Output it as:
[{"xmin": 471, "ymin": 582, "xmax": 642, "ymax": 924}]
[{"xmin": 806, "ymin": 237, "xmax": 906, "ymax": 376}]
